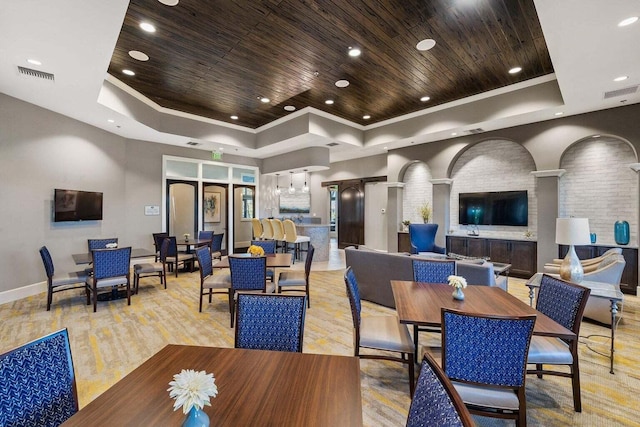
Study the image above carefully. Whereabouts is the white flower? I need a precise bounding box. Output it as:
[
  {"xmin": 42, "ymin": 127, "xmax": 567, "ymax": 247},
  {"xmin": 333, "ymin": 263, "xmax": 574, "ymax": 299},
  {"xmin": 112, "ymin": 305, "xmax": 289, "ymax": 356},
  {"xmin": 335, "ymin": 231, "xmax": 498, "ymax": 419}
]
[
  {"xmin": 448, "ymin": 275, "xmax": 467, "ymax": 289},
  {"xmin": 168, "ymin": 369, "xmax": 218, "ymax": 414}
]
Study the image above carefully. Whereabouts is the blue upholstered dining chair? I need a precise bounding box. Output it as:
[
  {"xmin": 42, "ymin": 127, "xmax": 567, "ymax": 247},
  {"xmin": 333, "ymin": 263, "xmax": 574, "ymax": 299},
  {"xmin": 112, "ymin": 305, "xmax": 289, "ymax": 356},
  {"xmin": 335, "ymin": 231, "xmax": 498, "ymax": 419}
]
[
  {"xmin": 165, "ymin": 236, "xmax": 195, "ymax": 277},
  {"xmin": 0, "ymin": 328, "xmax": 78, "ymax": 427},
  {"xmin": 278, "ymin": 244, "xmax": 314, "ymax": 307},
  {"xmin": 152, "ymin": 232, "xmax": 168, "ymax": 261},
  {"xmin": 344, "ymin": 267, "xmax": 415, "ymax": 396},
  {"xmin": 251, "ymin": 239, "xmax": 277, "ymax": 282},
  {"xmin": 87, "ymin": 237, "xmax": 118, "ymax": 251},
  {"xmin": 527, "ymin": 274, "xmax": 590, "ymax": 412},
  {"xmin": 196, "ymin": 245, "xmax": 231, "ymax": 313},
  {"xmin": 133, "ymin": 238, "xmax": 168, "ymax": 294},
  {"xmin": 210, "ymin": 232, "xmax": 224, "ymax": 261},
  {"xmin": 228, "ymin": 255, "xmax": 275, "ymax": 327},
  {"xmin": 85, "ymin": 246, "xmax": 132, "ymax": 312},
  {"xmin": 235, "ymin": 293, "xmax": 307, "ymax": 352},
  {"xmin": 441, "ymin": 308, "xmax": 536, "ymax": 427},
  {"xmin": 411, "ymin": 258, "xmax": 456, "ymax": 359},
  {"xmin": 39, "ymin": 246, "xmax": 88, "ymax": 311},
  {"xmin": 408, "ymin": 224, "xmax": 445, "ymax": 255},
  {"xmin": 406, "ymin": 352, "xmax": 474, "ymax": 427}
]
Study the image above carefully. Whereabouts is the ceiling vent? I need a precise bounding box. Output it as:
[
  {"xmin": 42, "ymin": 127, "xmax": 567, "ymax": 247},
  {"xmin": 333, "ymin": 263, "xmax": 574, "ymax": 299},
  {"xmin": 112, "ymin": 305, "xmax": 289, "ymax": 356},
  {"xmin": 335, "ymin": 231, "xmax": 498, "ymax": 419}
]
[
  {"xmin": 604, "ymin": 85, "xmax": 638, "ymax": 99},
  {"xmin": 326, "ymin": 142, "xmax": 339, "ymax": 147},
  {"xmin": 467, "ymin": 128, "xmax": 485, "ymax": 134},
  {"xmin": 186, "ymin": 141, "xmax": 201, "ymax": 146},
  {"xmin": 17, "ymin": 66, "xmax": 54, "ymax": 81}
]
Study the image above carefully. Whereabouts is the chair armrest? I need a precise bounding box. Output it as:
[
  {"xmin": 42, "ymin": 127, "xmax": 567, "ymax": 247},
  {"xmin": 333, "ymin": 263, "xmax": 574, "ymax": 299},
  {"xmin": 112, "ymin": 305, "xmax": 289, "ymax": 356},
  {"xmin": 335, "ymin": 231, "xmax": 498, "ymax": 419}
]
[
  {"xmin": 432, "ymin": 244, "xmax": 446, "ymax": 254},
  {"xmin": 410, "ymin": 243, "xmax": 418, "ymax": 255},
  {"xmin": 543, "ymin": 264, "xmax": 561, "ymax": 274}
]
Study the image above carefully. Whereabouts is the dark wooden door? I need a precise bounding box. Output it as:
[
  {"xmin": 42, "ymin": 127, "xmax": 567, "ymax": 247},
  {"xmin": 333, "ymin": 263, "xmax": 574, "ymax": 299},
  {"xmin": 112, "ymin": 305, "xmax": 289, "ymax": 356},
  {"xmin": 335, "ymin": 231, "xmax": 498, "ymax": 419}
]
[{"xmin": 338, "ymin": 180, "xmax": 364, "ymax": 249}]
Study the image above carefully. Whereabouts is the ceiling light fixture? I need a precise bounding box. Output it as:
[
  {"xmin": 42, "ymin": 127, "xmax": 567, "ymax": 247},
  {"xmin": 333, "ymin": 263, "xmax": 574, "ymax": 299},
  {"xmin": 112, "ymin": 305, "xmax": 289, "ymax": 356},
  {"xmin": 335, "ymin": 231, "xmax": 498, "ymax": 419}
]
[
  {"xmin": 420, "ymin": 96, "xmax": 430, "ymax": 102},
  {"xmin": 618, "ymin": 16, "xmax": 638, "ymax": 27},
  {"xmin": 614, "ymin": 75, "xmax": 628, "ymax": 82},
  {"xmin": 128, "ymin": 50, "xmax": 149, "ymax": 61},
  {"xmin": 325, "ymin": 99, "xmax": 334, "ymax": 105},
  {"xmin": 284, "ymin": 105, "xmax": 296, "ymax": 111},
  {"xmin": 363, "ymin": 114, "xmax": 371, "ymax": 120},
  {"xmin": 555, "ymin": 112, "xmax": 564, "ymax": 116},
  {"xmin": 27, "ymin": 59, "xmax": 41, "ymax": 66},
  {"xmin": 302, "ymin": 169, "xmax": 309, "ymax": 193},
  {"xmin": 335, "ymin": 79, "xmax": 349, "ymax": 88},
  {"xmin": 288, "ymin": 171, "xmax": 296, "ymax": 194},
  {"xmin": 451, "ymin": 132, "xmax": 457, "ymax": 136},
  {"xmin": 230, "ymin": 115, "xmax": 238, "ymax": 120},
  {"xmin": 274, "ymin": 173, "xmax": 281, "ymax": 195},
  {"xmin": 139, "ymin": 22, "xmax": 156, "ymax": 32},
  {"xmin": 107, "ymin": 119, "xmax": 115, "ymax": 123},
  {"xmin": 123, "ymin": 69, "xmax": 135, "ymax": 76},
  {"xmin": 158, "ymin": 0, "xmax": 179, "ymax": 5},
  {"xmin": 508, "ymin": 66, "xmax": 522, "ymax": 74},
  {"xmin": 260, "ymin": 97, "xmax": 270, "ymax": 103},
  {"xmin": 348, "ymin": 47, "xmax": 361, "ymax": 57},
  {"xmin": 416, "ymin": 39, "xmax": 436, "ymax": 51}
]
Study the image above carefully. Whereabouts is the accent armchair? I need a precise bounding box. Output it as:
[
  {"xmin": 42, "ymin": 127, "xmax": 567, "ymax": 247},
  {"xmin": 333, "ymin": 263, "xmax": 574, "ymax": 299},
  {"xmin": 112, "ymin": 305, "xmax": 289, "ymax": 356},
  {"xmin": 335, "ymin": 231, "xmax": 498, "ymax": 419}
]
[{"xmin": 408, "ymin": 224, "xmax": 446, "ymax": 256}]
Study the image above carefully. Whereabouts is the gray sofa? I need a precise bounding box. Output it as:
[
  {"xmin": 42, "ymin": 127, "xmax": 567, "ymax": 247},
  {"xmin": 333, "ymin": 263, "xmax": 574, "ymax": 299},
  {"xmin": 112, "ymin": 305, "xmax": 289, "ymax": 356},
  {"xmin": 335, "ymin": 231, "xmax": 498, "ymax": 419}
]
[{"xmin": 344, "ymin": 246, "xmax": 508, "ymax": 309}]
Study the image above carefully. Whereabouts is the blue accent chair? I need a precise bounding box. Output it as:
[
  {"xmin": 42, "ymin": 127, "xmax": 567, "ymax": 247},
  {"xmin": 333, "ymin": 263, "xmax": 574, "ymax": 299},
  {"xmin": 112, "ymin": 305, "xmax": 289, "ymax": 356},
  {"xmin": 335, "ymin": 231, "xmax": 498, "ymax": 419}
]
[
  {"xmin": 441, "ymin": 308, "xmax": 536, "ymax": 427},
  {"xmin": 344, "ymin": 267, "xmax": 415, "ymax": 396},
  {"xmin": 39, "ymin": 246, "xmax": 88, "ymax": 311},
  {"xmin": 406, "ymin": 352, "xmax": 474, "ymax": 427},
  {"xmin": 527, "ymin": 274, "xmax": 590, "ymax": 412},
  {"xmin": 196, "ymin": 245, "xmax": 231, "ymax": 313},
  {"xmin": 408, "ymin": 224, "xmax": 445, "ymax": 255},
  {"xmin": 235, "ymin": 293, "xmax": 307, "ymax": 352},
  {"xmin": 0, "ymin": 329, "xmax": 78, "ymax": 427},
  {"xmin": 85, "ymin": 246, "xmax": 132, "ymax": 312},
  {"xmin": 229, "ymin": 255, "xmax": 275, "ymax": 327}
]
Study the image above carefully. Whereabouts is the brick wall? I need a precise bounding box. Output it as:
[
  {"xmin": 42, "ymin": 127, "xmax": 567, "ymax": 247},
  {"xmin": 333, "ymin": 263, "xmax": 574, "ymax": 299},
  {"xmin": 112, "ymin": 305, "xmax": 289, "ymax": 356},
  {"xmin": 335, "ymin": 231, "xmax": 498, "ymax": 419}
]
[{"xmin": 402, "ymin": 162, "xmax": 433, "ymax": 226}]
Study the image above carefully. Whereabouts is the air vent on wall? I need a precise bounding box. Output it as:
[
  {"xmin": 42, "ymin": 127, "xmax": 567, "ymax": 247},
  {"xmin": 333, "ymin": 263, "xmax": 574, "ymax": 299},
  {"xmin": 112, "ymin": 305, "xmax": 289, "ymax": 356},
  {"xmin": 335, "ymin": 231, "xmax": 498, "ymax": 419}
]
[
  {"xmin": 186, "ymin": 141, "xmax": 201, "ymax": 146},
  {"xmin": 604, "ymin": 85, "xmax": 638, "ymax": 99},
  {"xmin": 326, "ymin": 142, "xmax": 339, "ymax": 147},
  {"xmin": 467, "ymin": 128, "xmax": 485, "ymax": 134},
  {"xmin": 17, "ymin": 66, "xmax": 54, "ymax": 81}
]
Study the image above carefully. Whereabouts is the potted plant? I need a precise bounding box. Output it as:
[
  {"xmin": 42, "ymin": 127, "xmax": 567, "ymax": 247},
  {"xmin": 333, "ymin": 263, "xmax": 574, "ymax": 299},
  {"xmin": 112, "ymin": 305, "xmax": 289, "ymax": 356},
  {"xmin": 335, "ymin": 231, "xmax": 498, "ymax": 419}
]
[
  {"xmin": 418, "ymin": 203, "xmax": 432, "ymax": 223},
  {"xmin": 401, "ymin": 219, "xmax": 411, "ymax": 231}
]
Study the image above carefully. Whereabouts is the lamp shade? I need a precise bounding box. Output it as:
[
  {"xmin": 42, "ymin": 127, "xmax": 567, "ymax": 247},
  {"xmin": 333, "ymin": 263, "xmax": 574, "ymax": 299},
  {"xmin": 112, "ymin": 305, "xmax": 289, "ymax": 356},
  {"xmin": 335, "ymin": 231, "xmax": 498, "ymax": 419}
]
[{"xmin": 555, "ymin": 218, "xmax": 591, "ymax": 245}]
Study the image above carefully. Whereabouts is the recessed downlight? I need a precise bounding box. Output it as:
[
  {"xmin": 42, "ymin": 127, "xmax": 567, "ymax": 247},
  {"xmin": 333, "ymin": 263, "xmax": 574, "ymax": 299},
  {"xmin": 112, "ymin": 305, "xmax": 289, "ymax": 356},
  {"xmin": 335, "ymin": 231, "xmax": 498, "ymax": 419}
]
[
  {"xmin": 107, "ymin": 119, "xmax": 115, "ymax": 123},
  {"xmin": 555, "ymin": 112, "xmax": 564, "ymax": 116},
  {"xmin": 348, "ymin": 47, "xmax": 361, "ymax": 57},
  {"xmin": 158, "ymin": 0, "xmax": 179, "ymax": 5},
  {"xmin": 416, "ymin": 39, "xmax": 436, "ymax": 51},
  {"xmin": 260, "ymin": 97, "xmax": 270, "ymax": 103},
  {"xmin": 230, "ymin": 115, "xmax": 238, "ymax": 120},
  {"xmin": 509, "ymin": 66, "xmax": 522, "ymax": 74},
  {"xmin": 325, "ymin": 99, "xmax": 334, "ymax": 105},
  {"xmin": 451, "ymin": 132, "xmax": 457, "ymax": 136},
  {"xmin": 363, "ymin": 115, "xmax": 371, "ymax": 120},
  {"xmin": 27, "ymin": 59, "xmax": 41, "ymax": 66},
  {"xmin": 618, "ymin": 16, "xmax": 638, "ymax": 27},
  {"xmin": 614, "ymin": 75, "xmax": 629, "ymax": 82},
  {"xmin": 140, "ymin": 22, "xmax": 156, "ymax": 32},
  {"xmin": 122, "ymin": 69, "xmax": 135, "ymax": 76},
  {"xmin": 284, "ymin": 105, "xmax": 296, "ymax": 111},
  {"xmin": 335, "ymin": 79, "xmax": 350, "ymax": 88},
  {"xmin": 129, "ymin": 50, "xmax": 149, "ymax": 61},
  {"xmin": 420, "ymin": 96, "xmax": 431, "ymax": 102}
]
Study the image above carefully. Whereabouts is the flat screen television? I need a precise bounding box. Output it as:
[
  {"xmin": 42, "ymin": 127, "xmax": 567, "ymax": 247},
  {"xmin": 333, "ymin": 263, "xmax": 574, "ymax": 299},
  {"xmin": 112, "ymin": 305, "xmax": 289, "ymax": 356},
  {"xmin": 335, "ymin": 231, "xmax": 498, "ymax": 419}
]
[
  {"xmin": 54, "ymin": 189, "xmax": 103, "ymax": 222},
  {"xmin": 458, "ymin": 190, "xmax": 528, "ymax": 226}
]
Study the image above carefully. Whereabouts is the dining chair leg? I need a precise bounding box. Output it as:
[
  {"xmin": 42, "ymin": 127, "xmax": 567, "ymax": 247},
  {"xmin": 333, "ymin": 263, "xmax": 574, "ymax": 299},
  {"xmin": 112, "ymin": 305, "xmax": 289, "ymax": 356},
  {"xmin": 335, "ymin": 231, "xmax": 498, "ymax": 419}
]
[
  {"xmin": 408, "ymin": 352, "xmax": 415, "ymax": 397},
  {"xmin": 413, "ymin": 324, "xmax": 419, "ymax": 361},
  {"xmin": 572, "ymin": 357, "xmax": 582, "ymax": 412}
]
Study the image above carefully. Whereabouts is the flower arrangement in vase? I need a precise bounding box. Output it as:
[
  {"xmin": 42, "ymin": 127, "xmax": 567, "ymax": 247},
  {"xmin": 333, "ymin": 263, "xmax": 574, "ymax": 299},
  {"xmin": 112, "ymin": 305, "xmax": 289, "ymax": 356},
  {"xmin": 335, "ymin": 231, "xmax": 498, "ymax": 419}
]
[
  {"xmin": 247, "ymin": 245, "xmax": 265, "ymax": 256},
  {"xmin": 168, "ymin": 369, "xmax": 218, "ymax": 427},
  {"xmin": 418, "ymin": 203, "xmax": 432, "ymax": 223},
  {"xmin": 448, "ymin": 275, "xmax": 467, "ymax": 301},
  {"xmin": 401, "ymin": 219, "xmax": 411, "ymax": 231},
  {"xmin": 184, "ymin": 233, "xmax": 190, "ymax": 242}
]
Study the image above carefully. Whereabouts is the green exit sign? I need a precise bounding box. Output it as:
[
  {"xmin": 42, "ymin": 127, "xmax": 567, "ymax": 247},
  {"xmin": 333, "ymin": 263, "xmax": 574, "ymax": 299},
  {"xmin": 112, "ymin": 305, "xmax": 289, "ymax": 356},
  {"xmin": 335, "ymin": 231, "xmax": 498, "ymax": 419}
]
[{"xmin": 212, "ymin": 151, "xmax": 222, "ymax": 161}]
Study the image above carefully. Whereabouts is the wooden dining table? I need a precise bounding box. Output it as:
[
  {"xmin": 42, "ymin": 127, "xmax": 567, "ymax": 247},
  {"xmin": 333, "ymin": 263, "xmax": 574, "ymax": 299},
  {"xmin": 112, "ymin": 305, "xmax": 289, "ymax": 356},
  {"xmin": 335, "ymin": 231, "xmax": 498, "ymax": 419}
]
[
  {"xmin": 71, "ymin": 248, "xmax": 156, "ymax": 265},
  {"xmin": 390, "ymin": 281, "xmax": 576, "ymax": 340},
  {"xmin": 213, "ymin": 252, "xmax": 293, "ymax": 268},
  {"xmin": 62, "ymin": 345, "xmax": 363, "ymax": 426}
]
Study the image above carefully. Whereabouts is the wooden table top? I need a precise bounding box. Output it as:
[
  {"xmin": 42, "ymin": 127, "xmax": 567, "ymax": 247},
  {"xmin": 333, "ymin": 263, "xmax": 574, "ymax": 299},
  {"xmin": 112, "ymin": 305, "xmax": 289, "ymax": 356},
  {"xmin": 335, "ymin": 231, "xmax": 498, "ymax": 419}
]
[
  {"xmin": 214, "ymin": 253, "xmax": 293, "ymax": 268},
  {"xmin": 72, "ymin": 248, "xmax": 156, "ymax": 265},
  {"xmin": 176, "ymin": 238, "xmax": 211, "ymax": 246},
  {"xmin": 390, "ymin": 281, "xmax": 576, "ymax": 340},
  {"xmin": 62, "ymin": 345, "xmax": 363, "ymax": 426}
]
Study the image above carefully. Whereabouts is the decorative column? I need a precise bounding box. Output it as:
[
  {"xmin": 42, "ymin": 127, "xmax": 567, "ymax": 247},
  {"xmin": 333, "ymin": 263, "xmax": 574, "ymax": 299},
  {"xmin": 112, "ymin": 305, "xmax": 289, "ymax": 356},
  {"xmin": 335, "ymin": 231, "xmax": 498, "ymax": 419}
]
[
  {"xmin": 531, "ymin": 169, "xmax": 565, "ymax": 272},
  {"xmin": 386, "ymin": 182, "xmax": 405, "ymax": 252},
  {"xmin": 429, "ymin": 179, "xmax": 452, "ymax": 250}
]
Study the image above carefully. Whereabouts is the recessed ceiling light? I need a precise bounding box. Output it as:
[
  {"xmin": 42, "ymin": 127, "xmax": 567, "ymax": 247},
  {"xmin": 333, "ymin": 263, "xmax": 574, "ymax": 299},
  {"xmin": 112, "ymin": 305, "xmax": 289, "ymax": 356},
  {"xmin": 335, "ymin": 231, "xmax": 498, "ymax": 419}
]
[
  {"xmin": 416, "ymin": 39, "xmax": 436, "ymax": 51},
  {"xmin": 284, "ymin": 105, "xmax": 296, "ymax": 111},
  {"xmin": 107, "ymin": 119, "xmax": 115, "ymax": 123},
  {"xmin": 508, "ymin": 66, "xmax": 522, "ymax": 74},
  {"xmin": 27, "ymin": 59, "xmax": 41, "ymax": 66},
  {"xmin": 219, "ymin": 147, "xmax": 224, "ymax": 151},
  {"xmin": 140, "ymin": 22, "xmax": 156, "ymax": 32},
  {"xmin": 451, "ymin": 132, "xmax": 457, "ymax": 136},
  {"xmin": 325, "ymin": 100, "xmax": 334, "ymax": 105},
  {"xmin": 335, "ymin": 79, "xmax": 350, "ymax": 88},
  {"xmin": 420, "ymin": 96, "xmax": 431, "ymax": 102},
  {"xmin": 158, "ymin": 0, "xmax": 179, "ymax": 5},
  {"xmin": 383, "ymin": 146, "xmax": 388, "ymax": 150},
  {"xmin": 348, "ymin": 47, "xmax": 361, "ymax": 57},
  {"xmin": 614, "ymin": 75, "xmax": 628, "ymax": 82},
  {"xmin": 555, "ymin": 112, "xmax": 564, "ymax": 116},
  {"xmin": 128, "ymin": 50, "xmax": 149, "ymax": 61},
  {"xmin": 260, "ymin": 97, "xmax": 270, "ymax": 103},
  {"xmin": 230, "ymin": 115, "xmax": 238, "ymax": 120},
  {"xmin": 618, "ymin": 16, "xmax": 638, "ymax": 27},
  {"xmin": 363, "ymin": 115, "xmax": 371, "ymax": 120},
  {"xmin": 122, "ymin": 69, "xmax": 135, "ymax": 76}
]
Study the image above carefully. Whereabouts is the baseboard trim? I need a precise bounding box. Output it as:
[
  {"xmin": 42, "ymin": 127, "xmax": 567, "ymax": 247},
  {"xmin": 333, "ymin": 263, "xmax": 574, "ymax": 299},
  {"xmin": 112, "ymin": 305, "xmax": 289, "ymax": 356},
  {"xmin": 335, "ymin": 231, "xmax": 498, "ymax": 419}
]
[{"xmin": 0, "ymin": 281, "xmax": 47, "ymax": 305}]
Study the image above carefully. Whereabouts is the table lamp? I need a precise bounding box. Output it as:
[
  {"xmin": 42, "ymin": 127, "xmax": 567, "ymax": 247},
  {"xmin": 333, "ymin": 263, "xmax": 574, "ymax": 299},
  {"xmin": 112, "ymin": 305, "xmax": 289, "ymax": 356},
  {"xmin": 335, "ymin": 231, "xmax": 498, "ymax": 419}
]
[{"xmin": 556, "ymin": 217, "xmax": 591, "ymax": 283}]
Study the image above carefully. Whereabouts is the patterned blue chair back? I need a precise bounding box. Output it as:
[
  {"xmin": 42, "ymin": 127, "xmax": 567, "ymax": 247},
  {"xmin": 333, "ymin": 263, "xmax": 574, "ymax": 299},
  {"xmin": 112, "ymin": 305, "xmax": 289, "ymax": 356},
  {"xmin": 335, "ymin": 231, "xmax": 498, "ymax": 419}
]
[
  {"xmin": 39, "ymin": 246, "xmax": 55, "ymax": 278},
  {"xmin": 0, "ymin": 329, "xmax": 78, "ymax": 427},
  {"xmin": 198, "ymin": 230, "xmax": 214, "ymax": 243},
  {"xmin": 196, "ymin": 246, "xmax": 212, "ymax": 278},
  {"xmin": 407, "ymin": 353, "xmax": 473, "ymax": 427},
  {"xmin": 412, "ymin": 259, "xmax": 456, "ymax": 283},
  {"xmin": 442, "ymin": 309, "xmax": 535, "ymax": 387},
  {"xmin": 537, "ymin": 274, "xmax": 591, "ymax": 333},
  {"xmin": 343, "ymin": 267, "xmax": 362, "ymax": 328},
  {"xmin": 87, "ymin": 238, "xmax": 118, "ymax": 251},
  {"xmin": 91, "ymin": 247, "xmax": 131, "ymax": 280},
  {"xmin": 251, "ymin": 239, "xmax": 276, "ymax": 254},
  {"xmin": 235, "ymin": 294, "xmax": 306, "ymax": 352},
  {"xmin": 165, "ymin": 236, "xmax": 179, "ymax": 257},
  {"xmin": 229, "ymin": 255, "xmax": 267, "ymax": 291},
  {"xmin": 211, "ymin": 233, "xmax": 224, "ymax": 252}
]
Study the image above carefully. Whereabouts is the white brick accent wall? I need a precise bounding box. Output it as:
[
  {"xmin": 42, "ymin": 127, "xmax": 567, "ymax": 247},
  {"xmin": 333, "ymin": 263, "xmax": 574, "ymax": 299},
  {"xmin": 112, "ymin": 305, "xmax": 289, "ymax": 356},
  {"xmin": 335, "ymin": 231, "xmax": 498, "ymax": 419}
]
[
  {"xmin": 559, "ymin": 137, "xmax": 638, "ymax": 246},
  {"xmin": 402, "ymin": 162, "xmax": 433, "ymax": 225},
  {"xmin": 450, "ymin": 140, "xmax": 537, "ymax": 239}
]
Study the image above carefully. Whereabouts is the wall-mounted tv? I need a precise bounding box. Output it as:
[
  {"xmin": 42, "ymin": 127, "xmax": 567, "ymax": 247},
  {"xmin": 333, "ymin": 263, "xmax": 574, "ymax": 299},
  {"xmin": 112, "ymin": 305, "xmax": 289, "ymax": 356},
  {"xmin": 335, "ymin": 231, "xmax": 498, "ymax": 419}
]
[
  {"xmin": 54, "ymin": 189, "xmax": 103, "ymax": 222},
  {"xmin": 459, "ymin": 190, "xmax": 528, "ymax": 226}
]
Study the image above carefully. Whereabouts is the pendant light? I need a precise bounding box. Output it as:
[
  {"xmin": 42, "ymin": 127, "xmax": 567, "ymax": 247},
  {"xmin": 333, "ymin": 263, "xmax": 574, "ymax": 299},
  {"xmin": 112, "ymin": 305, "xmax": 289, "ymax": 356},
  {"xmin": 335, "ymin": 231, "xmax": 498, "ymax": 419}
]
[
  {"xmin": 302, "ymin": 169, "xmax": 309, "ymax": 193},
  {"xmin": 274, "ymin": 173, "xmax": 281, "ymax": 195},
  {"xmin": 288, "ymin": 171, "xmax": 296, "ymax": 194}
]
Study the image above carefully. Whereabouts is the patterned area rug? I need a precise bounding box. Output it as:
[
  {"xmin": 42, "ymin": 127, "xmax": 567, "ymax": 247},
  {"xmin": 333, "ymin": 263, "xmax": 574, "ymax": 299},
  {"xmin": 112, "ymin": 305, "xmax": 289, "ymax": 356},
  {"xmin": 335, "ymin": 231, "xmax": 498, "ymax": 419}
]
[{"xmin": 1, "ymin": 270, "xmax": 638, "ymax": 426}]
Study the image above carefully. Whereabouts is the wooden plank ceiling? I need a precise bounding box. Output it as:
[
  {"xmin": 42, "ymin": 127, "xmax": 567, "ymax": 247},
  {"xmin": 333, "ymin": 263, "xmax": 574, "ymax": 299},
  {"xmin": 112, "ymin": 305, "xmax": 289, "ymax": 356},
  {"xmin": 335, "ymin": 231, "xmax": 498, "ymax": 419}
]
[{"xmin": 108, "ymin": 0, "xmax": 553, "ymax": 129}]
